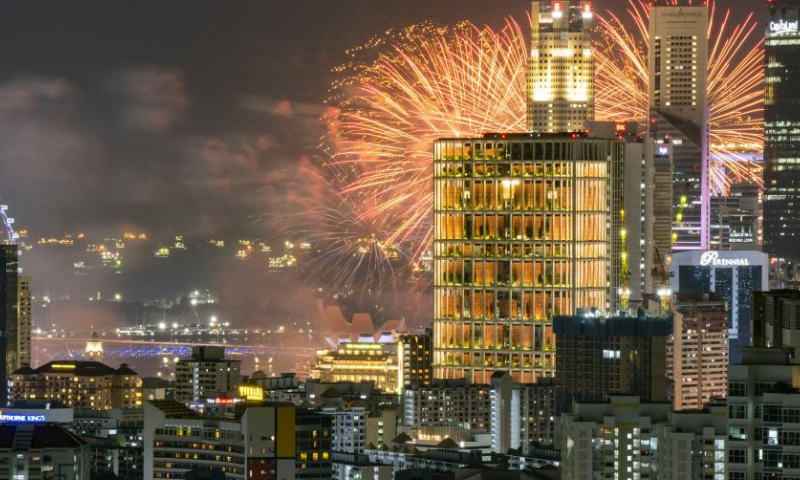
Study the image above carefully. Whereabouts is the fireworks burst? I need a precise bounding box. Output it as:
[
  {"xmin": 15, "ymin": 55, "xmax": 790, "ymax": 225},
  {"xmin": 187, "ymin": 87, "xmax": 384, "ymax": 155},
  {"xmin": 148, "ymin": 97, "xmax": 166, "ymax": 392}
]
[
  {"xmin": 281, "ymin": 166, "xmax": 411, "ymax": 291},
  {"xmin": 325, "ymin": 20, "xmax": 528, "ymax": 258},
  {"xmin": 595, "ymin": 0, "xmax": 764, "ymax": 194},
  {"xmin": 324, "ymin": 3, "xmax": 764, "ymax": 259}
]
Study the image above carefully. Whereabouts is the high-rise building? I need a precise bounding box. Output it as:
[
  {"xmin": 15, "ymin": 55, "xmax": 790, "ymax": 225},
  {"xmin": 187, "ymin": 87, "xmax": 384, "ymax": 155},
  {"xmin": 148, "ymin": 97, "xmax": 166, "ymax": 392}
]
[
  {"xmin": 0, "ymin": 244, "xmax": 19, "ymax": 406},
  {"xmin": 587, "ymin": 121, "xmax": 674, "ymax": 305},
  {"xmin": 710, "ymin": 182, "xmax": 762, "ymax": 251},
  {"xmin": 554, "ymin": 314, "xmax": 671, "ymax": 413},
  {"xmin": 527, "ymin": 1, "xmax": 595, "ymax": 133},
  {"xmin": 0, "ymin": 423, "xmax": 91, "ymax": 480},
  {"xmin": 669, "ymin": 292, "xmax": 729, "ymax": 411},
  {"xmin": 727, "ymin": 347, "xmax": 800, "ymax": 480},
  {"xmin": 433, "ymin": 133, "xmax": 623, "ymax": 383},
  {"xmin": 670, "ymin": 250, "xmax": 769, "ymax": 363},
  {"xmin": 764, "ymin": 0, "xmax": 800, "ymax": 261},
  {"xmin": 175, "ymin": 346, "xmax": 242, "ymax": 404},
  {"xmin": 561, "ymin": 396, "xmax": 727, "ymax": 480},
  {"xmin": 398, "ymin": 330, "xmax": 433, "ymax": 390},
  {"xmin": 648, "ymin": 3, "xmax": 710, "ymax": 251},
  {"xmin": 17, "ymin": 276, "xmax": 31, "ymax": 368},
  {"xmin": 751, "ymin": 289, "xmax": 800, "ymax": 355}
]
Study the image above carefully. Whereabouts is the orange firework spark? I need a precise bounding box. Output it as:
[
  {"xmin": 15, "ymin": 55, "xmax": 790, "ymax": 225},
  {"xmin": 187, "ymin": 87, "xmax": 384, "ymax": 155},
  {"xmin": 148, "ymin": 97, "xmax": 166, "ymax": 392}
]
[
  {"xmin": 325, "ymin": 4, "xmax": 763, "ymax": 259},
  {"xmin": 325, "ymin": 20, "xmax": 528, "ymax": 258},
  {"xmin": 595, "ymin": 0, "xmax": 764, "ymax": 194}
]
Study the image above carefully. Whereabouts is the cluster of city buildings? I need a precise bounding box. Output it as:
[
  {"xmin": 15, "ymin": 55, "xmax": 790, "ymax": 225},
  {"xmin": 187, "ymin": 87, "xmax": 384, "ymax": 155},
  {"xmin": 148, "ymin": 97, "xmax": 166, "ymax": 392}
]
[{"xmin": 0, "ymin": 0, "xmax": 799, "ymax": 479}]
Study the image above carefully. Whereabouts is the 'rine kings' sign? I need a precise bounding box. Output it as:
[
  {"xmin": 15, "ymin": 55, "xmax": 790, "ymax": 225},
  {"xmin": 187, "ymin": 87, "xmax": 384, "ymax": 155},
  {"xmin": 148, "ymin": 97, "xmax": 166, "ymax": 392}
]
[
  {"xmin": 770, "ymin": 20, "xmax": 799, "ymax": 34},
  {"xmin": 699, "ymin": 251, "xmax": 750, "ymax": 267}
]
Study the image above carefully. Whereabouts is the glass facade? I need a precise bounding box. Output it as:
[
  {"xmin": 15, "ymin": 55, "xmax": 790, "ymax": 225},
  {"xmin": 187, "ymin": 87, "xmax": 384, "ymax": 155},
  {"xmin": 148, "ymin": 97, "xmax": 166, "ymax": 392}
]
[
  {"xmin": 677, "ymin": 263, "xmax": 763, "ymax": 364},
  {"xmin": 433, "ymin": 134, "xmax": 621, "ymax": 384},
  {"xmin": 765, "ymin": 0, "xmax": 800, "ymax": 259},
  {"xmin": 0, "ymin": 244, "xmax": 18, "ymax": 406}
]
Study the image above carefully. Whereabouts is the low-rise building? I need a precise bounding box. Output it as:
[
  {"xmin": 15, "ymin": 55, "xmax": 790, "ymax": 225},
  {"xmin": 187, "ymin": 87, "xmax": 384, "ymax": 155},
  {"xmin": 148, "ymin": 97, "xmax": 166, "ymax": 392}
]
[
  {"xmin": 10, "ymin": 361, "xmax": 143, "ymax": 410},
  {"xmin": 311, "ymin": 342, "xmax": 402, "ymax": 394}
]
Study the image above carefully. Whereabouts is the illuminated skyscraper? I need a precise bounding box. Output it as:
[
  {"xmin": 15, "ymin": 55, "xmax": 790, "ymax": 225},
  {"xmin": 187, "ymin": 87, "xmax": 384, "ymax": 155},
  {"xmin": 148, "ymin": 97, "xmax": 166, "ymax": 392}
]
[
  {"xmin": 0, "ymin": 244, "xmax": 18, "ymax": 406},
  {"xmin": 17, "ymin": 276, "xmax": 31, "ymax": 368},
  {"xmin": 648, "ymin": 3, "xmax": 710, "ymax": 252},
  {"xmin": 433, "ymin": 133, "xmax": 622, "ymax": 384},
  {"xmin": 764, "ymin": 0, "xmax": 800, "ymax": 261},
  {"xmin": 527, "ymin": 1, "xmax": 595, "ymax": 133}
]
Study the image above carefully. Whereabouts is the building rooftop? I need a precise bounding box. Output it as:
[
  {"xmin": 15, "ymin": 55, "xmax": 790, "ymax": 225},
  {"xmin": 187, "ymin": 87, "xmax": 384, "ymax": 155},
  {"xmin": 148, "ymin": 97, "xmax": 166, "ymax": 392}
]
[
  {"xmin": 0, "ymin": 424, "xmax": 86, "ymax": 449},
  {"xmin": 14, "ymin": 361, "xmax": 139, "ymax": 377}
]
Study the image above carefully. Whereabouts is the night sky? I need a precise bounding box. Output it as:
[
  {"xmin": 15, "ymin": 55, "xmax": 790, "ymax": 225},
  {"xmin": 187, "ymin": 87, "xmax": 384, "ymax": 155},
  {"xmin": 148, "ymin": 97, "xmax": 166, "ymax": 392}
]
[{"xmin": 0, "ymin": 0, "xmax": 765, "ymax": 241}]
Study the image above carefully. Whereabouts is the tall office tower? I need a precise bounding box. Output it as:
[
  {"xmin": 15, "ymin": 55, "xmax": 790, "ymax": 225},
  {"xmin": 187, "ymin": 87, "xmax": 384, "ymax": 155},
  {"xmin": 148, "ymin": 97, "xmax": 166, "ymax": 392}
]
[
  {"xmin": 527, "ymin": 1, "xmax": 595, "ymax": 133},
  {"xmin": 587, "ymin": 121, "xmax": 674, "ymax": 305},
  {"xmin": 764, "ymin": 1, "xmax": 800, "ymax": 261},
  {"xmin": 670, "ymin": 250, "xmax": 769, "ymax": 364},
  {"xmin": 0, "ymin": 244, "xmax": 19, "ymax": 406},
  {"xmin": 554, "ymin": 314, "xmax": 671, "ymax": 413},
  {"xmin": 17, "ymin": 276, "xmax": 31, "ymax": 368},
  {"xmin": 669, "ymin": 292, "xmax": 729, "ymax": 411},
  {"xmin": 649, "ymin": 3, "xmax": 710, "ymax": 251},
  {"xmin": 433, "ymin": 133, "xmax": 623, "ymax": 384}
]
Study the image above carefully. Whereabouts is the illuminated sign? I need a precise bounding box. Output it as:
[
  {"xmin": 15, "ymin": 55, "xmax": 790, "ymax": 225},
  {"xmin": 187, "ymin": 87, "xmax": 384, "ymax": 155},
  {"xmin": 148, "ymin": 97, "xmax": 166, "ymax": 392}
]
[
  {"xmin": 206, "ymin": 398, "xmax": 238, "ymax": 406},
  {"xmin": 239, "ymin": 385, "xmax": 264, "ymax": 401},
  {"xmin": 699, "ymin": 251, "xmax": 750, "ymax": 267},
  {"xmin": 657, "ymin": 146, "xmax": 670, "ymax": 157},
  {"xmin": 770, "ymin": 20, "xmax": 799, "ymax": 34},
  {"xmin": 0, "ymin": 411, "xmax": 47, "ymax": 423},
  {"xmin": 51, "ymin": 364, "xmax": 76, "ymax": 370}
]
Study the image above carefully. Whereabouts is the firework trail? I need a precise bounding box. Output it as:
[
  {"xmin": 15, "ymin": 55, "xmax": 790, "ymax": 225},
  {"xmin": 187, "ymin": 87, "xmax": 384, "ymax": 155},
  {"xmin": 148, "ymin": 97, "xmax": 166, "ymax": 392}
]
[
  {"xmin": 325, "ymin": 20, "xmax": 528, "ymax": 258},
  {"xmin": 595, "ymin": 0, "xmax": 764, "ymax": 194},
  {"xmin": 279, "ymin": 165, "xmax": 412, "ymax": 291},
  {"xmin": 324, "ymin": 3, "xmax": 763, "ymax": 258}
]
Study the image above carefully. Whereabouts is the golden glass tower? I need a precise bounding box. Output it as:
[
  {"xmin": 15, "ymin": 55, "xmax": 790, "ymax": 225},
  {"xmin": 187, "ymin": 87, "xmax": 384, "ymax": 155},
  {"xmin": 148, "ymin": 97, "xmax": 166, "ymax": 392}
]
[
  {"xmin": 433, "ymin": 133, "xmax": 622, "ymax": 384},
  {"xmin": 527, "ymin": 1, "xmax": 595, "ymax": 133}
]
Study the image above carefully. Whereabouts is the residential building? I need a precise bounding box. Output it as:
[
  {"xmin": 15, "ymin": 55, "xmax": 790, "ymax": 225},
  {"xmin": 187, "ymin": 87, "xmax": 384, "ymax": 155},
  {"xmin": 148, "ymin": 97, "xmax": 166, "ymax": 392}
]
[
  {"xmin": 433, "ymin": 133, "xmax": 624, "ymax": 383},
  {"xmin": 10, "ymin": 360, "xmax": 143, "ymax": 410},
  {"xmin": 727, "ymin": 347, "xmax": 800, "ymax": 480},
  {"xmin": 0, "ymin": 423, "xmax": 90, "ymax": 480},
  {"xmin": 670, "ymin": 250, "xmax": 769, "ymax": 363},
  {"xmin": 144, "ymin": 400, "xmax": 326, "ymax": 480},
  {"xmin": 527, "ymin": 1, "xmax": 595, "ymax": 132},
  {"xmin": 649, "ymin": 3, "xmax": 710, "ymax": 251},
  {"xmin": 175, "ymin": 346, "xmax": 241, "ymax": 404},
  {"xmin": 669, "ymin": 292, "xmax": 729, "ymax": 411},
  {"xmin": 554, "ymin": 313, "xmax": 671, "ymax": 413},
  {"xmin": 764, "ymin": 0, "xmax": 800, "ymax": 261},
  {"xmin": 399, "ymin": 330, "xmax": 433, "ymax": 390},
  {"xmin": 561, "ymin": 395, "xmax": 727, "ymax": 480}
]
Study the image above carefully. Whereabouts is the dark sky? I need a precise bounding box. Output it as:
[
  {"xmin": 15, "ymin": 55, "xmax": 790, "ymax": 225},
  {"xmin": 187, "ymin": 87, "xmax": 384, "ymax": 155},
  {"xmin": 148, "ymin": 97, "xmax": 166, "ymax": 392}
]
[{"xmin": 0, "ymin": 0, "xmax": 766, "ymax": 241}]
